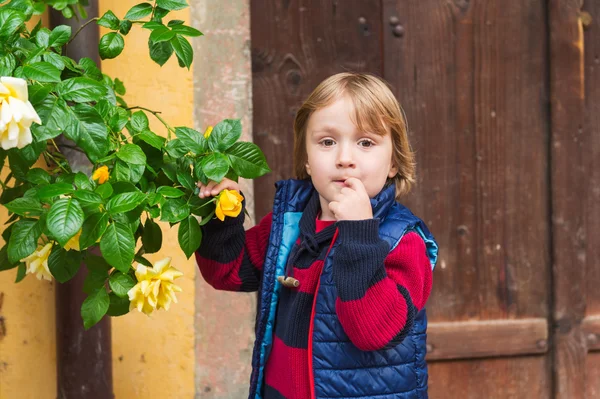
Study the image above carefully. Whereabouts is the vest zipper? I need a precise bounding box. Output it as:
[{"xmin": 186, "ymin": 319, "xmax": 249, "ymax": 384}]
[{"xmin": 307, "ymin": 228, "xmax": 339, "ymax": 399}]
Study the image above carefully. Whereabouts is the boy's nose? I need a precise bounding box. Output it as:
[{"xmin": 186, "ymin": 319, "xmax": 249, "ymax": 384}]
[{"xmin": 336, "ymin": 146, "xmax": 355, "ymax": 168}]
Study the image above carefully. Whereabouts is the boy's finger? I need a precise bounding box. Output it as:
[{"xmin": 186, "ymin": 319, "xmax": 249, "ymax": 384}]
[{"xmin": 344, "ymin": 177, "xmax": 366, "ymax": 193}]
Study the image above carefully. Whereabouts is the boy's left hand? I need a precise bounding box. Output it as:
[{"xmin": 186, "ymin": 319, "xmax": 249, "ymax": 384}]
[{"xmin": 328, "ymin": 177, "xmax": 373, "ymax": 221}]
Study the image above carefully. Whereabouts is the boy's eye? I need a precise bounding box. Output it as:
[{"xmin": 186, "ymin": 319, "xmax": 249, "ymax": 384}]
[
  {"xmin": 320, "ymin": 139, "xmax": 335, "ymax": 147},
  {"xmin": 358, "ymin": 139, "xmax": 374, "ymax": 148}
]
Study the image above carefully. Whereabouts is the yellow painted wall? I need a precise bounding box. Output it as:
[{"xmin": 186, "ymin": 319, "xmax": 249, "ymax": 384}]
[
  {"xmin": 98, "ymin": 1, "xmax": 196, "ymax": 398},
  {"xmin": 0, "ymin": 14, "xmax": 57, "ymax": 399}
]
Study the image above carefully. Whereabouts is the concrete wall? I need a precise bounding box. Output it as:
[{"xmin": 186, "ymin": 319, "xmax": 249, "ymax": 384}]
[
  {"xmin": 0, "ymin": 1, "xmax": 254, "ymax": 397},
  {"xmin": 190, "ymin": 1, "xmax": 256, "ymax": 397}
]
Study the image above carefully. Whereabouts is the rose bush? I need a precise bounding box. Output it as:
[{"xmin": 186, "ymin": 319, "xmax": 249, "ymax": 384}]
[{"xmin": 0, "ymin": 0, "xmax": 270, "ymax": 328}]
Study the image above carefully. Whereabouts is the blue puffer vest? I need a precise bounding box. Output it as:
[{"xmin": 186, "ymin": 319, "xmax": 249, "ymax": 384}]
[{"xmin": 248, "ymin": 179, "xmax": 438, "ymax": 399}]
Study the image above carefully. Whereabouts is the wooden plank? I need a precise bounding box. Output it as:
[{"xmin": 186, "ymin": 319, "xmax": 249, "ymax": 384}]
[
  {"xmin": 250, "ymin": 0, "xmax": 383, "ymax": 219},
  {"xmin": 585, "ymin": 353, "xmax": 600, "ymax": 399},
  {"xmin": 383, "ymin": 0, "xmax": 550, "ymax": 325},
  {"xmin": 426, "ymin": 318, "xmax": 548, "ymax": 361},
  {"xmin": 429, "ymin": 356, "xmax": 550, "ymax": 399},
  {"xmin": 548, "ymin": 0, "xmax": 589, "ymax": 397},
  {"xmin": 582, "ymin": 316, "xmax": 600, "ymax": 352}
]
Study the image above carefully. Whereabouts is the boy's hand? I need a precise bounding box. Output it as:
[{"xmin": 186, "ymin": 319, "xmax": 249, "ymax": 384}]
[
  {"xmin": 196, "ymin": 177, "xmax": 240, "ymax": 199},
  {"xmin": 328, "ymin": 178, "xmax": 373, "ymax": 221}
]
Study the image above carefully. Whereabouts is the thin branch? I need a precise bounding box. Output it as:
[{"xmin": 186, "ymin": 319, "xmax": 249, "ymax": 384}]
[
  {"xmin": 126, "ymin": 106, "xmax": 176, "ymax": 140},
  {"xmin": 66, "ymin": 17, "xmax": 98, "ymax": 46}
]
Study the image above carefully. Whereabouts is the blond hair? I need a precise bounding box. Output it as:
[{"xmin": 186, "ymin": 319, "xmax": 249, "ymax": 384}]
[{"xmin": 293, "ymin": 72, "xmax": 416, "ymax": 200}]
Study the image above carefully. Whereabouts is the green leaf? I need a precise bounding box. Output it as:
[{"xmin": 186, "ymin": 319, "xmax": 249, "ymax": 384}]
[
  {"xmin": 148, "ymin": 38, "xmax": 173, "ymax": 66},
  {"xmin": 175, "ymin": 127, "xmax": 206, "ymax": 154},
  {"xmin": 80, "ymin": 212, "xmax": 109, "ymax": 250},
  {"xmin": 36, "ymin": 183, "xmax": 74, "ymax": 199},
  {"xmin": 97, "ymin": 10, "xmax": 120, "ymax": 30},
  {"xmin": 5, "ymin": 197, "xmax": 43, "ymax": 217},
  {"xmin": 170, "ymin": 24, "xmax": 202, "ymax": 37},
  {"xmin": 15, "ymin": 263, "xmax": 26, "ymax": 282},
  {"xmin": 0, "ymin": 53, "xmax": 17, "ymax": 76},
  {"xmin": 109, "ymin": 272, "xmax": 136, "ymax": 297},
  {"xmin": 26, "ymin": 167, "xmax": 51, "ymax": 184},
  {"xmin": 116, "ymin": 144, "xmax": 146, "ymax": 165},
  {"xmin": 119, "ymin": 20, "xmax": 133, "ymax": 35},
  {"xmin": 48, "ymin": 25, "xmax": 71, "ymax": 47},
  {"xmin": 201, "ymin": 153, "xmax": 229, "ymax": 182},
  {"xmin": 80, "ymin": 57, "xmax": 103, "ymax": 81},
  {"xmin": 209, "ymin": 119, "xmax": 242, "ymax": 152},
  {"xmin": 81, "ymin": 287, "xmax": 110, "ymax": 330},
  {"xmin": 112, "ymin": 159, "xmax": 130, "ymax": 182},
  {"xmin": 72, "ymin": 189, "xmax": 103, "ymax": 205},
  {"xmin": 47, "ymin": 198, "xmax": 84, "ymax": 247},
  {"xmin": 156, "ymin": 0, "xmax": 188, "ymax": 11},
  {"xmin": 106, "ymin": 191, "xmax": 147, "ymax": 215},
  {"xmin": 143, "ymin": 21, "xmax": 164, "ymax": 30},
  {"xmin": 114, "ymin": 78, "xmax": 126, "ymax": 95},
  {"xmin": 156, "ymin": 186, "xmax": 184, "ymax": 198},
  {"xmin": 66, "ymin": 104, "xmax": 110, "ymax": 163},
  {"xmin": 31, "ymin": 96, "xmax": 69, "ymax": 141},
  {"xmin": 142, "ymin": 218, "xmax": 162, "ymax": 254},
  {"xmin": 0, "ymin": 9, "xmax": 26, "ymax": 39},
  {"xmin": 95, "ymin": 183, "xmax": 113, "ymax": 199},
  {"xmin": 74, "ymin": 172, "xmax": 94, "ymax": 190},
  {"xmin": 178, "ymin": 215, "xmax": 201, "ymax": 259},
  {"xmin": 169, "ymin": 34, "xmax": 192, "ymax": 69},
  {"xmin": 48, "ymin": 247, "xmax": 81, "ymax": 283},
  {"xmin": 7, "ymin": 219, "xmax": 43, "ymax": 264},
  {"xmin": 130, "ymin": 111, "xmax": 149, "ymax": 132},
  {"xmin": 99, "ymin": 32, "xmax": 125, "ymax": 60},
  {"xmin": 57, "ymin": 77, "xmax": 108, "ymax": 103},
  {"xmin": 83, "ymin": 268, "xmax": 108, "ymax": 294},
  {"xmin": 160, "ymin": 198, "xmax": 190, "ymax": 223},
  {"xmin": 138, "ymin": 130, "xmax": 165, "ymax": 150},
  {"xmin": 23, "ymin": 62, "xmax": 61, "ymax": 83},
  {"xmin": 0, "ymin": 245, "xmax": 19, "ymax": 271},
  {"xmin": 177, "ymin": 170, "xmax": 195, "ymax": 191},
  {"xmin": 124, "ymin": 3, "xmax": 153, "ymax": 20},
  {"xmin": 149, "ymin": 26, "xmax": 175, "ymax": 43},
  {"xmin": 107, "ymin": 293, "xmax": 130, "ymax": 316},
  {"xmin": 43, "ymin": 52, "xmax": 66, "ymax": 71},
  {"xmin": 226, "ymin": 141, "xmax": 271, "ymax": 178},
  {"xmin": 165, "ymin": 139, "xmax": 189, "ymax": 158},
  {"xmin": 100, "ymin": 222, "xmax": 135, "ymax": 273},
  {"xmin": 35, "ymin": 27, "xmax": 49, "ymax": 47}
]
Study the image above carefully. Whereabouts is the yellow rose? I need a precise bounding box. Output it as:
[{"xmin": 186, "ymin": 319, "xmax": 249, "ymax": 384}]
[
  {"xmin": 63, "ymin": 229, "xmax": 82, "ymax": 251},
  {"xmin": 203, "ymin": 125, "xmax": 213, "ymax": 139},
  {"xmin": 127, "ymin": 257, "xmax": 183, "ymax": 315},
  {"xmin": 215, "ymin": 189, "xmax": 244, "ymax": 221},
  {"xmin": 92, "ymin": 165, "xmax": 109, "ymax": 184},
  {"xmin": 0, "ymin": 77, "xmax": 42, "ymax": 150},
  {"xmin": 21, "ymin": 243, "xmax": 53, "ymax": 281}
]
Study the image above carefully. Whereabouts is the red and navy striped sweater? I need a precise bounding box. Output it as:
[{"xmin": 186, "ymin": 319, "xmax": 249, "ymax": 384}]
[{"xmin": 195, "ymin": 194, "xmax": 432, "ymax": 399}]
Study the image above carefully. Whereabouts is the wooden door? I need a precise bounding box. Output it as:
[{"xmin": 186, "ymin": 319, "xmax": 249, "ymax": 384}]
[{"xmin": 250, "ymin": 1, "xmax": 599, "ymax": 397}]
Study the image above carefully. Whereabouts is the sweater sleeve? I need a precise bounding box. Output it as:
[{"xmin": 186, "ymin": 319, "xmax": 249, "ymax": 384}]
[
  {"xmin": 194, "ymin": 203, "xmax": 272, "ymax": 292},
  {"xmin": 332, "ymin": 220, "xmax": 432, "ymax": 351}
]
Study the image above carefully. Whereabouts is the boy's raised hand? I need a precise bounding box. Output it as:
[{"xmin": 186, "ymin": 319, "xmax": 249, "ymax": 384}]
[
  {"xmin": 328, "ymin": 177, "xmax": 373, "ymax": 221},
  {"xmin": 196, "ymin": 177, "xmax": 240, "ymax": 199}
]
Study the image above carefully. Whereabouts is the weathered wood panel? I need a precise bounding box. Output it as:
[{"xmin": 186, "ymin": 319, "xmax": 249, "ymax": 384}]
[
  {"xmin": 429, "ymin": 357, "xmax": 550, "ymax": 399},
  {"xmin": 582, "ymin": 1, "xmax": 600, "ymax": 398},
  {"xmin": 548, "ymin": 0, "xmax": 589, "ymax": 397},
  {"xmin": 427, "ymin": 318, "xmax": 547, "ymax": 361},
  {"xmin": 383, "ymin": 0, "xmax": 551, "ymax": 395},
  {"xmin": 251, "ymin": 0, "xmax": 383, "ymax": 219},
  {"xmin": 383, "ymin": 0, "xmax": 549, "ymax": 321}
]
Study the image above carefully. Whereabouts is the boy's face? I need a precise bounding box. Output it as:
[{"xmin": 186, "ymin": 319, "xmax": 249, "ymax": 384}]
[{"xmin": 305, "ymin": 95, "xmax": 397, "ymax": 214}]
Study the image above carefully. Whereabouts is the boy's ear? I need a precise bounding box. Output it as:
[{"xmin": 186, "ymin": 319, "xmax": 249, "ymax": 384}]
[
  {"xmin": 305, "ymin": 163, "xmax": 311, "ymax": 176},
  {"xmin": 388, "ymin": 164, "xmax": 398, "ymax": 178}
]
